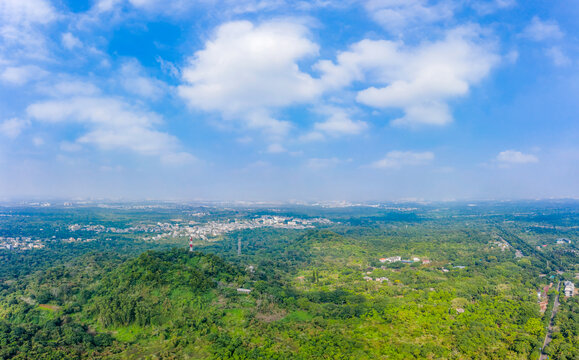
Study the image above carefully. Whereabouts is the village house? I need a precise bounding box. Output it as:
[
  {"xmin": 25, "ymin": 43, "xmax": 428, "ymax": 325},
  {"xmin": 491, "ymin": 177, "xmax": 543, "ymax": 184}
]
[
  {"xmin": 380, "ymin": 256, "xmax": 401, "ymax": 263},
  {"xmin": 563, "ymin": 281, "xmax": 575, "ymax": 297}
]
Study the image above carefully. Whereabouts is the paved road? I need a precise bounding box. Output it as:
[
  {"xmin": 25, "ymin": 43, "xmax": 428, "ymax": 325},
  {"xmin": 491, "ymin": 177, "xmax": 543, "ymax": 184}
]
[{"xmin": 539, "ymin": 281, "xmax": 561, "ymax": 360}]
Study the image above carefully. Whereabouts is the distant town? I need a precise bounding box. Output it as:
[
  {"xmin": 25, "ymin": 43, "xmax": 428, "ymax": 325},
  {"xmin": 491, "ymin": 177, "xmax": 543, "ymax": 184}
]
[{"xmin": 1, "ymin": 214, "xmax": 333, "ymax": 251}]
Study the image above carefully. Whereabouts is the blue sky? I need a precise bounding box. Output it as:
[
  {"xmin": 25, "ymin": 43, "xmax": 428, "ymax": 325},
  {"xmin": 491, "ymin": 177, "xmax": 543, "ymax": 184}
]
[{"xmin": 0, "ymin": 0, "xmax": 578, "ymax": 201}]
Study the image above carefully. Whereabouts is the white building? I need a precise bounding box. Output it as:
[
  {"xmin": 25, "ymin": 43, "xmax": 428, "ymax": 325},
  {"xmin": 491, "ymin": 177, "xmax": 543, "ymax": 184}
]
[{"xmin": 564, "ymin": 281, "xmax": 575, "ymax": 297}]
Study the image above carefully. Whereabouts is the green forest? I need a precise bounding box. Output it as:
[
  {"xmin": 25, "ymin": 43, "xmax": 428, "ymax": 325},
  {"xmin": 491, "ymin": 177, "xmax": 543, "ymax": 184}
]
[{"xmin": 0, "ymin": 203, "xmax": 578, "ymax": 359}]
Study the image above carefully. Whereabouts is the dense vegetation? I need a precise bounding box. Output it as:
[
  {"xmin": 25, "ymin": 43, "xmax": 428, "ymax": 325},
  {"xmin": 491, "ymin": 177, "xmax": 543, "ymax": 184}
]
[
  {"xmin": 0, "ymin": 202, "xmax": 578, "ymax": 359},
  {"xmin": 545, "ymin": 296, "xmax": 579, "ymax": 359}
]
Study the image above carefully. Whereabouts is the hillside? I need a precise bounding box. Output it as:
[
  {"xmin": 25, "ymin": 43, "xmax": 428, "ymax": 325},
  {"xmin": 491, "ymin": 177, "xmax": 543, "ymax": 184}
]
[{"xmin": 0, "ymin": 224, "xmax": 564, "ymax": 359}]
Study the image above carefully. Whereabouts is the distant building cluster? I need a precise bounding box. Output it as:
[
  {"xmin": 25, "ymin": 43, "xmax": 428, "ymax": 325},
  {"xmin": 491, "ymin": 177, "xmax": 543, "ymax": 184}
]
[
  {"xmin": 379, "ymin": 256, "xmax": 428, "ymax": 264},
  {"xmin": 556, "ymin": 238, "xmax": 572, "ymax": 245},
  {"xmin": 68, "ymin": 222, "xmax": 177, "ymax": 234},
  {"xmin": 146, "ymin": 215, "xmax": 333, "ymax": 242},
  {"xmin": 491, "ymin": 238, "xmax": 510, "ymax": 251},
  {"xmin": 364, "ymin": 276, "xmax": 389, "ymax": 283},
  {"xmin": 0, "ymin": 236, "xmax": 45, "ymax": 250},
  {"xmin": 62, "ymin": 237, "xmax": 97, "ymax": 243}
]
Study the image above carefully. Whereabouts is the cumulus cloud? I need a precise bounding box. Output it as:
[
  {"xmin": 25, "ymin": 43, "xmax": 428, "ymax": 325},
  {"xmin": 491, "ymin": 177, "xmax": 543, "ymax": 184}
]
[
  {"xmin": 27, "ymin": 97, "xmax": 192, "ymax": 160},
  {"xmin": 364, "ymin": 0, "xmax": 455, "ymax": 33},
  {"xmin": 317, "ymin": 26, "xmax": 499, "ymax": 127},
  {"xmin": 0, "ymin": 118, "xmax": 30, "ymax": 138},
  {"xmin": 521, "ymin": 17, "xmax": 564, "ymax": 42},
  {"xmin": 178, "ymin": 20, "xmax": 321, "ymax": 137},
  {"xmin": 370, "ymin": 150, "xmax": 434, "ymax": 168},
  {"xmin": 496, "ymin": 150, "xmax": 538, "ymax": 165}
]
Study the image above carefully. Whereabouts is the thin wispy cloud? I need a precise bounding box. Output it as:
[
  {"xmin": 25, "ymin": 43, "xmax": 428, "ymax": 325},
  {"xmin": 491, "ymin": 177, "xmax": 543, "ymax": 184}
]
[
  {"xmin": 521, "ymin": 17, "xmax": 564, "ymax": 42},
  {"xmin": 27, "ymin": 96, "xmax": 191, "ymax": 161},
  {"xmin": 496, "ymin": 150, "xmax": 538, "ymax": 166},
  {"xmin": 0, "ymin": 118, "xmax": 30, "ymax": 138},
  {"xmin": 370, "ymin": 151, "xmax": 435, "ymax": 169},
  {"xmin": 363, "ymin": 0, "xmax": 455, "ymax": 34}
]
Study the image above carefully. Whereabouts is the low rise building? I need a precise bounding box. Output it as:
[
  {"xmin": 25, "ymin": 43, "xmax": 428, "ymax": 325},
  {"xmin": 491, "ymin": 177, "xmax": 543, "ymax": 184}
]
[{"xmin": 564, "ymin": 281, "xmax": 575, "ymax": 297}]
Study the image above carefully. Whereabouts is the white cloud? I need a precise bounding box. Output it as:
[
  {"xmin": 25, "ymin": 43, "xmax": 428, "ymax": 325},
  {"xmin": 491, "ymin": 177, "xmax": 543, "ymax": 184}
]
[
  {"xmin": 27, "ymin": 97, "xmax": 191, "ymax": 160},
  {"xmin": 266, "ymin": 143, "xmax": 287, "ymax": 153},
  {"xmin": 156, "ymin": 56, "xmax": 180, "ymax": 78},
  {"xmin": 61, "ymin": 32, "xmax": 82, "ymax": 50},
  {"xmin": 521, "ymin": 17, "xmax": 564, "ymax": 42},
  {"xmin": 60, "ymin": 141, "xmax": 83, "ymax": 152},
  {"xmin": 546, "ymin": 47, "xmax": 571, "ymax": 67},
  {"xmin": 93, "ymin": 0, "xmax": 331, "ymax": 16},
  {"xmin": 32, "ymin": 136, "xmax": 44, "ymax": 146},
  {"xmin": 94, "ymin": 0, "xmax": 122, "ymax": 13},
  {"xmin": 161, "ymin": 152, "xmax": 197, "ymax": 165},
  {"xmin": 471, "ymin": 0, "xmax": 516, "ymax": 15},
  {"xmin": 0, "ymin": 65, "xmax": 47, "ymax": 85},
  {"xmin": 227, "ymin": 0, "xmax": 286, "ymax": 14},
  {"xmin": 243, "ymin": 110, "xmax": 292, "ymax": 138},
  {"xmin": 317, "ymin": 26, "xmax": 499, "ymax": 127},
  {"xmin": 0, "ymin": 118, "xmax": 30, "ymax": 138},
  {"xmin": 313, "ymin": 107, "xmax": 368, "ymax": 136},
  {"xmin": 496, "ymin": 150, "xmax": 538, "ymax": 165},
  {"xmin": 298, "ymin": 131, "xmax": 325, "ymax": 142},
  {"xmin": 93, "ymin": 0, "xmax": 282, "ymax": 17},
  {"xmin": 120, "ymin": 60, "xmax": 166, "ymax": 99},
  {"xmin": 371, "ymin": 150, "xmax": 434, "ymax": 169},
  {"xmin": 178, "ymin": 20, "xmax": 321, "ymax": 137},
  {"xmin": 364, "ymin": 0, "xmax": 455, "ymax": 33},
  {"xmin": 0, "ymin": 0, "xmax": 57, "ymax": 25},
  {"xmin": 0, "ymin": 0, "xmax": 58, "ymax": 61}
]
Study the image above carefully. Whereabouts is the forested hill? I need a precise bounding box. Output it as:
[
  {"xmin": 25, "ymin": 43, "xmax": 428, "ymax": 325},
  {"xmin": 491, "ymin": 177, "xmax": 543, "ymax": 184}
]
[
  {"xmin": 1, "ymin": 222, "xmax": 577, "ymax": 359},
  {"xmin": 0, "ymin": 250, "xmax": 247, "ymax": 359},
  {"xmin": 88, "ymin": 250, "xmax": 243, "ymax": 328}
]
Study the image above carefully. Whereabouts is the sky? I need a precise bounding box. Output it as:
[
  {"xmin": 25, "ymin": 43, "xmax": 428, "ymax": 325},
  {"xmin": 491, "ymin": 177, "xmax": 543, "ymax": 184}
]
[{"xmin": 0, "ymin": 0, "xmax": 578, "ymax": 202}]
